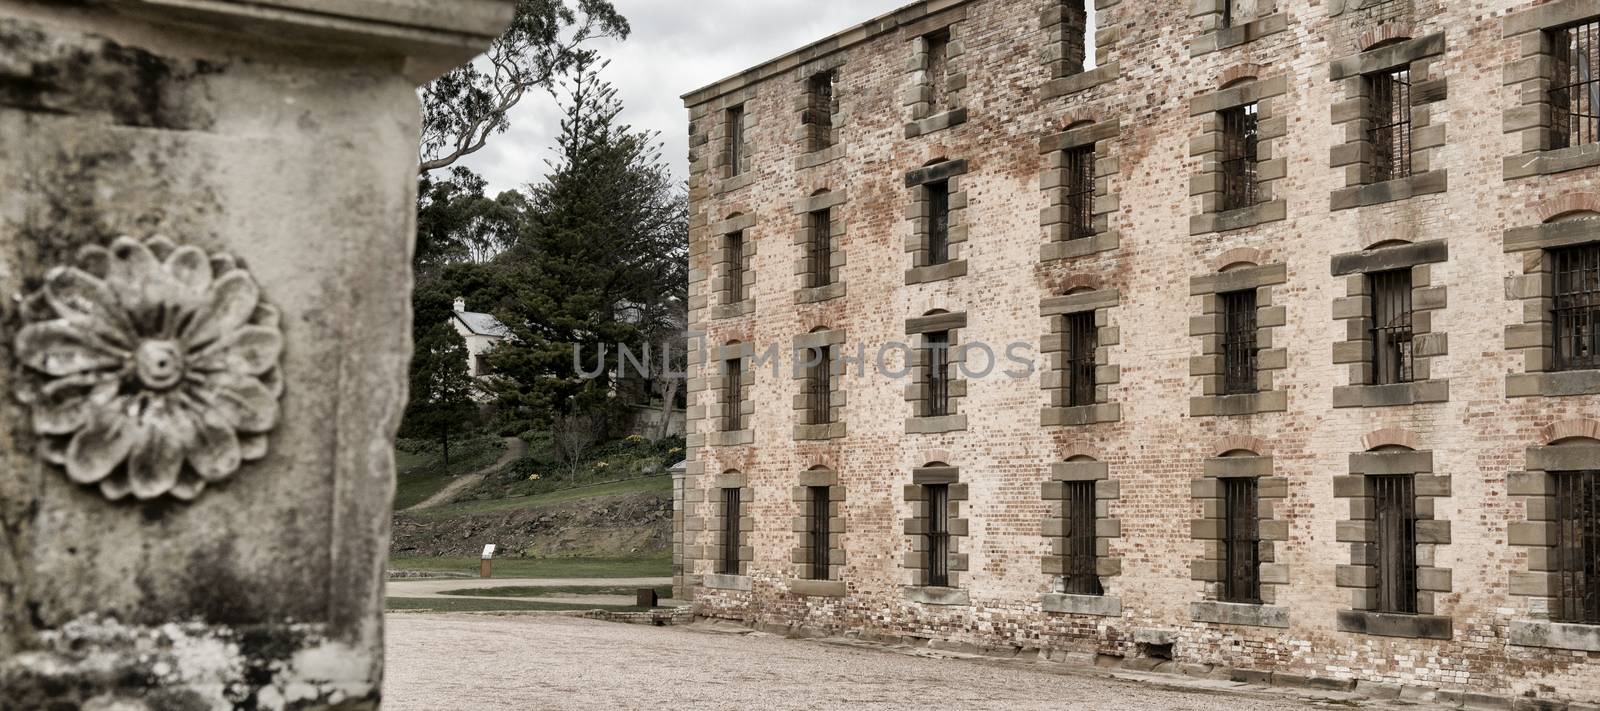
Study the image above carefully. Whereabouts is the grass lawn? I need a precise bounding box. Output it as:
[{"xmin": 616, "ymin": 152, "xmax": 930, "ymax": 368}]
[
  {"xmin": 389, "ymin": 554, "xmax": 671, "ymax": 580},
  {"xmin": 385, "ymin": 597, "xmax": 653, "ymax": 613},
  {"xmin": 406, "ymin": 475, "xmax": 670, "ymax": 521},
  {"xmin": 435, "ymin": 584, "xmax": 673, "ymax": 599},
  {"xmin": 393, "ymin": 436, "xmax": 506, "ymax": 510}
]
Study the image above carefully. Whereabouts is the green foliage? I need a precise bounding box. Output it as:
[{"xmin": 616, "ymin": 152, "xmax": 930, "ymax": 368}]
[
  {"xmin": 392, "ymin": 435, "xmax": 506, "ymax": 510},
  {"xmin": 411, "ymin": 477, "xmax": 669, "ymax": 521},
  {"xmin": 389, "ymin": 554, "xmax": 670, "ymax": 578},
  {"xmin": 415, "ymin": 168, "xmax": 527, "ymax": 275},
  {"xmin": 460, "ymin": 432, "xmax": 682, "ymax": 503},
  {"xmin": 398, "ymin": 287, "xmax": 483, "ymax": 467}
]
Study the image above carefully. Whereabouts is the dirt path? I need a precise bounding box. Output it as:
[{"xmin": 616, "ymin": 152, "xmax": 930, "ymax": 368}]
[{"xmin": 404, "ymin": 436, "xmax": 526, "ymax": 512}]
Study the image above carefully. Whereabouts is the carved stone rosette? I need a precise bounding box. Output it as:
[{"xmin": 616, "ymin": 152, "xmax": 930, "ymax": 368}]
[{"xmin": 14, "ymin": 236, "xmax": 284, "ymax": 502}]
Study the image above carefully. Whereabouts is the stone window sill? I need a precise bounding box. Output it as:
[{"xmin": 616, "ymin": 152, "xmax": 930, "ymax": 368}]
[
  {"xmin": 1505, "ymin": 143, "xmax": 1600, "ymax": 180},
  {"xmin": 716, "ymin": 172, "xmax": 756, "ymax": 194},
  {"xmin": 1042, "ymin": 62, "xmax": 1119, "ymax": 100},
  {"xmin": 1192, "ymin": 601, "xmax": 1289, "ymax": 628},
  {"xmin": 702, "ymin": 573, "xmax": 752, "ymax": 591},
  {"xmin": 905, "ymin": 415, "xmax": 967, "ymax": 434},
  {"xmin": 905, "ymin": 108, "xmax": 967, "ymax": 139},
  {"xmin": 707, "ymin": 430, "xmax": 753, "ymax": 447},
  {"xmin": 795, "ymin": 145, "xmax": 844, "ymax": 171},
  {"xmin": 793, "ymin": 422, "xmax": 846, "ymax": 441},
  {"xmin": 1508, "ymin": 370, "xmax": 1600, "ymax": 398},
  {"xmin": 789, "ymin": 579, "xmax": 848, "ymax": 598},
  {"xmin": 1041, "ymin": 404, "xmax": 1122, "ymax": 427},
  {"xmin": 1190, "ymin": 391, "xmax": 1287, "ymax": 417},
  {"xmin": 904, "ymin": 586, "xmax": 969, "ymax": 606},
  {"xmin": 794, "ymin": 282, "xmax": 845, "ymax": 305},
  {"xmin": 906, "ymin": 260, "xmax": 968, "ymax": 285},
  {"xmin": 1336, "ymin": 610, "xmax": 1452, "ymax": 640},
  {"xmin": 1041, "ymin": 232, "xmax": 1119, "ymax": 262},
  {"xmin": 1041, "ymin": 593, "xmax": 1122, "ymax": 617},
  {"xmin": 1330, "ymin": 171, "xmax": 1447, "ymax": 211},
  {"xmin": 1509, "ymin": 620, "xmax": 1600, "ymax": 652},
  {"xmin": 1189, "ymin": 199, "xmax": 1287, "ymax": 235},
  {"xmin": 1188, "ymin": 13, "xmax": 1288, "ymax": 56},
  {"xmin": 1332, "ymin": 380, "xmax": 1449, "ymax": 409},
  {"xmin": 711, "ymin": 301, "xmax": 754, "ymax": 320}
]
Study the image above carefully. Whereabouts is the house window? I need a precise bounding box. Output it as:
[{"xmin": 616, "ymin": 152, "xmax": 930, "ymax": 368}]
[
  {"xmin": 1223, "ymin": 477, "xmax": 1261, "ymax": 603},
  {"xmin": 1371, "ymin": 269, "xmax": 1414, "ymax": 385},
  {"xmin": 926, "ymin": 30, "xmax": 951, "ymax": 112},
  {"xmin": 807, "ymin": 71, "xmax": 837, "ymax": 151},
  {"xmin": 927, "ymin": 181, "xmax": 951, "ymax": 265},
  {"xmin": 808, "ymin": 485, "xmax": 831, "ymax": 581},
  {"xmin": 726, "ymin": 105, "xmax": 747, "ymax": 177},
  {"xmin": 1554, "ymin": 470, "xmax": 1600, "ymax": 624},
  {"xmin": 720, "ymin": 487, "xmax": 743, "ymax": 575},
  {"xmin": 1373, "ymin": 474, "xmax": 1418, "ymax": 614},
  {"xmin": 474, "ymin": 353, "xmax": 490, "ymax": 377},
  {"xmin": 726, "ymin": 231, "xmax": 746, "ymax": 304},
  {"xmin": 1220, "ymin": 103, "xmax": 1260, "ymax": 211},
  {"xmin": 811, "ymin": 346, "xmax": 833, "ymax": 425},
  {"xmin": 724, "ymin": 358, "xmax": 744, "ymax": 432},
  {"xmin": 1065, "ymin": 312, "xmax": 1097, "ymax": 407},
  {"xmin": 1552, "ymin": 19, "xmax": 1600, "ymax": 150},
  {"xmin": 1222, "ymin": 290, "xmax": 1258, "ymax": 395},
  {"xmin": 1369, "ymin": 66, "xmax": 1413, "ymax": 182},
  {"xmin": 926, "ymin": 483, "xmax": 951, "ymax": 587},
  {"xmin": 1063, "ymin": 480, "xmax": 1102, "ymax": 596},
  {"xmin": 1065, "ymin": 145, "xmax": 1097, "ymax": 241},
  {"xmin": 926, "ymin": 331, "xmax": 952, "ymax": 417},
  {"xmin": 810, "ymin": 208, "xmax": 833, "ymax": 288},
  {"xmin": 1222, "ymin": 0, "xmax": 1261, "ymax": 29},
  {"xmin": 1553, "ymin": 244, "xmax": 1600, "ymax": 371}
]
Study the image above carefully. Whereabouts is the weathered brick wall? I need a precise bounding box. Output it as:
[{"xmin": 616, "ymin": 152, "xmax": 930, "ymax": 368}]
[{"xmin": 681, "ymin": 0, "xmax": 1600, "ymax": 704}]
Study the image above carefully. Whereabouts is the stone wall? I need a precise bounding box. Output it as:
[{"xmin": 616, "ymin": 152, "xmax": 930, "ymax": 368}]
[{"xmin": 681, "ymin": 0, "xmax": 1600, "ymax": 705}]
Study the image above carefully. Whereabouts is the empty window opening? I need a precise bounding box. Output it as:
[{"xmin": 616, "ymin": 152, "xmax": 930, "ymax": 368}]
[
  {"xmin": 807, "ymin": 71, "xmax": 838, "ymax": 151},
  {"xmin": 726, "ymin": 105, "xmax": 747, "ymax": 177},
  {"xmin": 1138, "ymin": 643, "xmax": 1174, "ymax": 661},
  {"xmin": 926, "ymin": 30, "xmax": 951, "ymax": 112},
  {"xmin": 1368, "ymin": 66, "xmax": 1413, "ymax": 182},
  {"xmin": 1220, "ymin": 103, "xmax": 1261, "ymax": 211}
]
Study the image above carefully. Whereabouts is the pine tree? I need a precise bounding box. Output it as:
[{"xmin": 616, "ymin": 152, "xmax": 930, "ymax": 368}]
[{"xmin": 399, "ymin": 287, "xmax": 480, "ymax": 464}]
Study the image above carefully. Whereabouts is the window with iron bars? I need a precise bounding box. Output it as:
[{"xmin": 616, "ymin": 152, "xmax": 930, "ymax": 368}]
[
  {"xmin": 725, "ymin": 231, "xmax": 746, "ymax": 303},
  {"xmin": 926, "ymin": 331, "xmax": 952, "ymax": 417},
  {"xmin": 1064, "ymin": 145, "xmax": 1097, "ymax": 241},
  {"xmin": 810, "ymin": 346, "xmax": 833, "ymax": 425},
  {"xmin": 927, "ymin": 182, "xmax": 951, "ymax": 265},
  {"xmin": 926, "ymin": 483, "xmax": 951, "ymax": 587},
  {"xmin": 1552, "ymin": 19, "xmax": 1600, "ymax": 150},
  {"xmin": 1222, "ymin": 290, "xmax": 1259, "ymax": 395},
  {"xmin": 724, "ymin": 359, "xmax": 744, "ymax": 432},
  {"xmin": 1368, "ymin": 66, "xmax": 1413, "ymax": 182},
  {"xmin": 1373, "ymin": 474, "xmax": 1418, "ymax": 614},
  {"xmin": 810, "ymin": 208, "xmax": 833, "ymax": 288},
  {"xmin": 807, "ymin": 71, "xmax": 837, "ymax": 151},
  {"xmin": 808, "ymin": 485, "xmax": 832, "ymax": 581},
  {"xmin": 1222, "ymin": 477, "xmax": 1261, "ymax": 604},
  {"xmin": 1065, "ymin": 312, "xmax": 1098, "ymax": 408},
  {"xmin": 1553, "ymin": 244, "xmax": 1600, "ymax": 371},
  {"xmin": 720, "ymin": 487, "xmax": 742, "ymax": 575},
  {"xmin": 1553, "ymin": 471, "xmax": 1600, "ymax": 624},
  {"xmin": 1062, "ymin": 480, "xmax": 1103, "ymax": 596},
  {"xmin": 1219, "ymin": 103, "xmax": 1260, "ymax": 212},
  {"xmin": 1370, "ymin": 269, "xmax": 1414, "ymax": 385},
  {"xmin": 726, "ymin": 105, "xmax": 746, "ymax": 176}
]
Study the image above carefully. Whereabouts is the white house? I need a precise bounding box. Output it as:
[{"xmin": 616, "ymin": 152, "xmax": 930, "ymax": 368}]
[{"xmin": 448, "ymin": 297, "xmax": 509, "ymax": 378}]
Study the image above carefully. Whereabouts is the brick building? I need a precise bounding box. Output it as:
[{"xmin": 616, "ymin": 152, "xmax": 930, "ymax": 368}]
[{"xmin": 677, "ymin": 0, "xmax": 1600, "ymax": 703}]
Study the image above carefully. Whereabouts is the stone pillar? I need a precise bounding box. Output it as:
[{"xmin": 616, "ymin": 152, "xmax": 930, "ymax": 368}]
[{"xmin": 0, "ymin": 1, "xmax": 511, "ymax": 708}]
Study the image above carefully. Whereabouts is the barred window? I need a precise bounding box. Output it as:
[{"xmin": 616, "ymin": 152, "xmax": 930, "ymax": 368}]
[
  {"xmin": 1222, "ymin": 290, "xmax": 1259, "ymax": 395},
  {"xmin": 726, "ymin": 231, "xmax": 746, "ymax": 304},
  {"xmin": 1553, "ymin": 471, "xmax": 1600, "ymax": 624},
  {"xmin": 721, "ymin": 487, "xmax": 743, "ymax": 575},
  {"xmin": 928, "ymin": 181, "xmax": 951, "ymax": 265},
  {"xmin": 724, "ymin": 358, "xmax": 744, "ymax": 432},
  {"xmin": 726, "ymin": 105, "xmax": 746, "ymax": 177},
  {"xmin": 1373, "ymin": 474, "xmax": 1418, "ymax": 614},
  {"xmin": 1063, "ymin": 480, "xmax": 1102, "ymax": 596},
  {"xmin": 809, "ymin": 485, "xmax": 832, "ymax": 581},
  {"xmin": 1223, "ymin": 478, "xmax": 1261, "ymax": 604},
  {"xmin": 810, "ymin": 346, "xmax": 833, "ymax": 425},
  {"xmin": 1368, "ymin": 66, "xmax": 1413, "ymax": 182},
  {"xmin": 1370, "ymin": 269, "xmax": 1414, "ymax": 385},
  {"xmin": 926, "ymin": 331, "xmax": 952, "ymax": 417},
  {"xmin": 926, "ymin": 30, "xmax": 951, "ymax": 112},
  {"xmin": 807, "ymin": 71, "xmax": 837, "ymax": 151},
  {"xmin": 926, "ymin": 483, "xmax": 951, "ymax": 587},
  {"xmin": 1220, "ymin": 103, "xmax": 1260, "ymax": 211},
  {"xmin": 1065, "ymin": 145, "xmax": 1097, "ymax": 241},
  {"xmin": 1552, "ymin": 19, "xmax": 1600, "ymax": 150},
  {"xmin": 1553, "ymin": 244, "xmax": 1600, "ymax": 371},
  {"xmin": 810, "ymin": 208, "xmax": 833, "ymax": 288},
  {"xmin": 1065, "ymin": 312, "xmax": 1097, "ymax": 408}
]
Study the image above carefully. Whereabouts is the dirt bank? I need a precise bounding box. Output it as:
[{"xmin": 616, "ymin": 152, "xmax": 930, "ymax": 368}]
[{"xmin": 390, "ymin": 490, "xmax": 671, "ymax": 558}]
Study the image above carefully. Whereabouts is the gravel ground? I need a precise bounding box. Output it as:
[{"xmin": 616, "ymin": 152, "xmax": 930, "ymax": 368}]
[{"xmin": 383, "ymin": 614, "xmax": 1371, "ymax": 711}]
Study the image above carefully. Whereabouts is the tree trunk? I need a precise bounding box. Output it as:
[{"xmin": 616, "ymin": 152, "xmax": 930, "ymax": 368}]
[{"xmin": 654, "ymin": 377, "xmax": 680, "ymax": 443}]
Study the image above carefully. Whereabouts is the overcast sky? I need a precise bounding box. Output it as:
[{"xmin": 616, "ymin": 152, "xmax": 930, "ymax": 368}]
[{"xmin": 458, "ymin": 0, "xmax": 912, "ymax": 195}]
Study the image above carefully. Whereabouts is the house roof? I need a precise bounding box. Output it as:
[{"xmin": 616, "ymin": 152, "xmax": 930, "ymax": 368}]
[{"xmin": 454, "ymin": 310, "xmax": 510, "ymax": 338}]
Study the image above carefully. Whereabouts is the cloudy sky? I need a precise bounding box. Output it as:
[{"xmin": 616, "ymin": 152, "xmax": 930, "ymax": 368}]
[{"xmin": 458, "ymin": 0, "xmax": 912, "ymax": 195}]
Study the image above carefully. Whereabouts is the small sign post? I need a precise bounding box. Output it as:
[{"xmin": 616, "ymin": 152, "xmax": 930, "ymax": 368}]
[{"xmin": 480, "ymin": 544, "xmax": 496, "ymax": 579}]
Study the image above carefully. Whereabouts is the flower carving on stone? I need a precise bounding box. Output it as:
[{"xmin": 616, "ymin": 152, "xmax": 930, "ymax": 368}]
[{"xmin": 14, "ymin": 236, "xmax": 284, "ymax": 502}]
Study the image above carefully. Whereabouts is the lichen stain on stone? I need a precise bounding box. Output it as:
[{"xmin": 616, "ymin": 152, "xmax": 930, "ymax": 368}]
[{"xmin": 0, "ymin": 18, "xmax": 223, "ymax": 131}]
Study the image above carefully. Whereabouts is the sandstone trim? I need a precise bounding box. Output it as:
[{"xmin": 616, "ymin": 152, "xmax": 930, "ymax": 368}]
[
  {"xmin": 1189, "ymin": 4, "xmax": 1287, "ymax": 57},
  {"xmin": 1503, "ymin": 0, "xmax": 1600, "ymax": 180},
  {"xmin": 790, "ymin": 467, "xmax": 847, "ymax": 583},
  {"xmin": 1335, "ymin": 448, "xmax": 1454, "ymax": 622},
  {"xmin": 1040, "ymin": 289, "xmax": 1122, "ymax": 426},
  {"xmin": 1190, "ymin": 263, "xmax": 1289, "ymax": 417},
  {"xmin": 1189, "ymin": 76, "xmax": 1289, "ymax": 235},
  {"xmin": 904, "ymin": 467, "xmax": 970, "ymax": 589},
  {"xmin": 1039, "ymin": 118, "xmax": 1121, "ymax": 262},
  {"xmin": 1328, "ymin": 33, "xmax": 1448, "ymax": 210}
]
